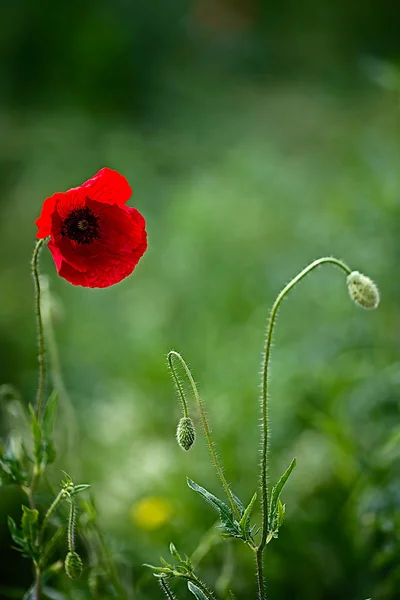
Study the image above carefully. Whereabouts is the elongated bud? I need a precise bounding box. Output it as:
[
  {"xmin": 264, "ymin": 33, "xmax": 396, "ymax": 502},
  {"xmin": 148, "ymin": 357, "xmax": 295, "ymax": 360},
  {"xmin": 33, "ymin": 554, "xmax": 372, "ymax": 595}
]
[
  {"xmin": 65, "ymin": 551, "xmax": 83, "ymax": 579},
  {"xmin": 176, "ymin": 417, "xmax": 196, "ymax": 451},
  {"xmin": 347, "ymin": 271, "xmax": 380, "ymax": 310}
]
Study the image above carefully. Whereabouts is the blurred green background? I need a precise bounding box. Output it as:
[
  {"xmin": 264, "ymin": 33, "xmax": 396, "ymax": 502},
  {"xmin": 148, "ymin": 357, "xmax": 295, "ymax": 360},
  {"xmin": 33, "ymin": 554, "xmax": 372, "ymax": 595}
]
[{"xmin": 0, "ymin": 1, "xmax": 400, "ymax": 598}]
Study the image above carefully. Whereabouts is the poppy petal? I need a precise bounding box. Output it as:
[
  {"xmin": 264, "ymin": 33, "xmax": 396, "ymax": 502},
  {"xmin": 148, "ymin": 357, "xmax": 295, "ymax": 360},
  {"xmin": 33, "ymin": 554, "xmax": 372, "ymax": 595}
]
[{"xmin": 81, "ymin": 167, "xmax": 132, "ymax": 206}]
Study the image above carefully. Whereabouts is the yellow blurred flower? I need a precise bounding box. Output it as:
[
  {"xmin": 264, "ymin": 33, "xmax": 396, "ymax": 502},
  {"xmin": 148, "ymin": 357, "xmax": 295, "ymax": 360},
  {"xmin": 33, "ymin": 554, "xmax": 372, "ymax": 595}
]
[{"xmin": 131, "ymin": 496, "xmax": 173, "ymax": 531}]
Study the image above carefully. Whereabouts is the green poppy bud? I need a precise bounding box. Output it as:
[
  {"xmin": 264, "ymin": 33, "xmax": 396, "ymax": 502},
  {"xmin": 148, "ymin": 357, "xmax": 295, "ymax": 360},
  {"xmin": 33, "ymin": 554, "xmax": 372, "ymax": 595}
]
[
  {"xmin": 176, "ymin": 417, "xmax": 196, "ymax": 451},
  {"xmin": 65, "ymin": 551, "xmax": 83, "ymax": 579},
  {"xmin": 347, "ymin": 271, "xmax": 380, "ymax": 310}
]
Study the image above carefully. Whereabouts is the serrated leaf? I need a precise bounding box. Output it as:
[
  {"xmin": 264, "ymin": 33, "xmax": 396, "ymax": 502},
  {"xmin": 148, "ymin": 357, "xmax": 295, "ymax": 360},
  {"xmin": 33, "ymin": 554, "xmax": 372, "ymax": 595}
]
[
  {"xmin": 188, "ymin": 581, "xmax": 208, "ymax": 600},
  {"xmin": 269, "ymin": 458, "xmax": 296, "ymax": 532},
  {"xmin": 42, "ymin": 392, "xmax": 58, "ymax": 439},
  {"xmin": 187, "ymin": 478, "xmax": 236, "ymax": 533},
  {"xmin": 21, "ymin": 505, "xmax": 39, "ymax": 545}
]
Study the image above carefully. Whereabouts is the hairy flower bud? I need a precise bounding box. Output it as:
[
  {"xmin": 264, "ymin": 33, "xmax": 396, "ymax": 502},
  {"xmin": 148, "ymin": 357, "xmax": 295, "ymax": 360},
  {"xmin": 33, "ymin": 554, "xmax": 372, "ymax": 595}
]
[
  {"xmin": 176, "ymin": 417, "xmax": 196, "ymax": 451},
  {"xmin": 65, "ymin": 551, "xmax": 83, "ymax": 579},
  {"xmin": 347, "ymin": 271, "xmax": 380, "ymax": 310}
]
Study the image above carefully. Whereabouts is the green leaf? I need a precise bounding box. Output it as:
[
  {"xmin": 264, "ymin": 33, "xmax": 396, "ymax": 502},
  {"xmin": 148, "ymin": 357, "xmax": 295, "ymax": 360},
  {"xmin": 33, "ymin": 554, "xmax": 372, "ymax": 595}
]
[
  {"xmin": 21, "ymin": 505, "xmax": 39, "ymax": 546},
  {"xmin": 7, "ymin": 516, "xmax": 23, "ymax": 545},
  {"xmin": 42, "ymin": 392, "xmax": 58, "ymax": 439},
  {"xmin": 187, "ymin": 582, "xmax": 208, "ymax": 600},
  {"xmin": 0, "ymin": 450, "xmax": 28, "ymax": 487},
  {"xmin": 277, "ymin": 500, "xmax": 286, "ymax": 529},
  {"xmin": 269, "ymin": 458, "xmax": 296, "ymax": 532},
  {"xmin": 230, "ymin": 491, "xmax": 245, "ymax": 517},
  {"xmin": 187, "ymin": 478, "xmax": 235, "ymax": 530},
  {"xmin": 169, "ymin": 542, "xmax": 182, "ymax": 562},
  {"xmin": 238, "ymin": 492, "xmax": 257, "ymax": 532},
  {"xmin": 70, "ymin": 483, "xmax": 91, "ymax": 496}
]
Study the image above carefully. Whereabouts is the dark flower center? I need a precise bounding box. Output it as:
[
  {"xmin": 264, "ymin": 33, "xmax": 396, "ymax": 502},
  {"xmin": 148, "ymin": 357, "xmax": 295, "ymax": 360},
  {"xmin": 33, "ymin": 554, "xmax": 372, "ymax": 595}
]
[{"xmin": 61, "ymin": 207, "xmax": 100, "ymax": 244}]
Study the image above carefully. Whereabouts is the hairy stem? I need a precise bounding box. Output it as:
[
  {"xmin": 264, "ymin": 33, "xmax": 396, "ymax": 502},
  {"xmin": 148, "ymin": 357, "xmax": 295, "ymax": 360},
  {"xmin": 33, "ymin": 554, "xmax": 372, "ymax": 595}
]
[
  {"xmin": 258, "ymin": 257, "xmax": 351, "ymax": 555},
  {"xmin": 32, "ymin": 239, "xmax": 47, "ymax": 421},
  {"xmin": 39, "ymin": 489, "xmax": 65, "ymax": 545},
  {"xmin": 255, "ymin": 549, "xmax": 266, "ymax": 600},
  {"xmin": 67, "ymin": 499, "xmax": 76, "ymax": 553},
  {"xmin": 168, "ymin": 351, "xmax": 240, "ymax": 521}
]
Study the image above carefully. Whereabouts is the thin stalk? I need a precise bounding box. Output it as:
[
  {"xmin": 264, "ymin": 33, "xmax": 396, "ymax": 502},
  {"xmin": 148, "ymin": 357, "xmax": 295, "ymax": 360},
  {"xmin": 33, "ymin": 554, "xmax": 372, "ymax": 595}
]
[
  {"xmin": 258, "ymin": 257, "xmax": 351, "ymax": 555},
  {"xmin": 31, "ymin": 239, "xmax": 47, "ymax": 421},
  {"xmin": 67, "ymin": 499, "xmax": 76, "ymax": 553},
  {"xmin": 168, "ymin": 351, "xmax": 240, "ymax": 521},
  {"xmin": 34, "ymin": 567, "xmax": 41, "ymax": 600},
  {"xmin": 39, "ymin": 489, "xmax": 65, "ymax": 545}
]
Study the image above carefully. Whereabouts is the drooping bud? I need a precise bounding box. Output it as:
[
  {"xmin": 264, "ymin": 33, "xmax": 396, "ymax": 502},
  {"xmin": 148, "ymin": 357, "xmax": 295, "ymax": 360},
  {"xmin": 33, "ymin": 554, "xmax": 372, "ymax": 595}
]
[
  {"xmin": 347, "ymin": 271, "xmax": 380, "ymax": 310},
  {"xmin": 176, "ymin": 417, "xmax": 196, "ymax": 451},
  {"xmin": 65, "ymin": 551, "xmax": 83, "ymax": 579}
]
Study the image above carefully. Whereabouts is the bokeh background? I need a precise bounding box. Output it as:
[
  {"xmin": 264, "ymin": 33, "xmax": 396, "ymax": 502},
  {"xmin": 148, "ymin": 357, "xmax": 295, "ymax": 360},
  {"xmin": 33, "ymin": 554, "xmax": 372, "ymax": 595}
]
[{"xmin": 0, "ymin": 1, "xmax": 400, "ymax": 599}]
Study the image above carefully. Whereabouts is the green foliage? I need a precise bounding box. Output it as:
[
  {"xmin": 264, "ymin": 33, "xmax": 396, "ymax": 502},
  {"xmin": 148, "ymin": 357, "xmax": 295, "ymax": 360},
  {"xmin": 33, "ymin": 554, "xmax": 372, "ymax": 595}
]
[
  {"xmin": 268, "ymin": 458, "xmax": 297, "ymax": 539},
  {"xmin": 187, "ymin": 478, "xmax": 256, "ymax": 544},
  {"xmin": 0, "ymin": 444, "xmax": 28, "ymax": 487},
  {"xmin": 188, "ymin": 581, "xmax": 209, "ymax": 600},
  {"xmin": 8, "ymin": 506, "xmax": 40, "ymax": 563}
]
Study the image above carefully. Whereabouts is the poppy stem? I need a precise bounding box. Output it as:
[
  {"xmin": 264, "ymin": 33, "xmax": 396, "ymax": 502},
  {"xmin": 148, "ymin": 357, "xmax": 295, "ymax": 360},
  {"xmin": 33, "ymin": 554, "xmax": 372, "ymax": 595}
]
[
  {"xmin": 257, "ymin": 257, "xmax": 352, "ymax": 562},
  {"xmin": 168, "ymin": 351, "xmax": 241, "ymax": 522},
  {"xmin": 31, "ymin": 238, "xmax": 47, "ymax": 421}
]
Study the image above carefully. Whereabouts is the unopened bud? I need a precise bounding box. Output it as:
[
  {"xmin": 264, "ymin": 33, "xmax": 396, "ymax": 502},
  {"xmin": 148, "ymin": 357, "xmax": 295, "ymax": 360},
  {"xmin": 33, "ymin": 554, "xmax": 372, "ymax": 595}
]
[
  {"xmin": 65, "ymin": 551, "xmax": 83, "ymax": 579},
  {"xmin": 176, "ymin": 417, "xmax": 196, "ymax": 451},
  {"xmin": 347, "ymin": 271, "xmax": 380, "ymax": 310}
]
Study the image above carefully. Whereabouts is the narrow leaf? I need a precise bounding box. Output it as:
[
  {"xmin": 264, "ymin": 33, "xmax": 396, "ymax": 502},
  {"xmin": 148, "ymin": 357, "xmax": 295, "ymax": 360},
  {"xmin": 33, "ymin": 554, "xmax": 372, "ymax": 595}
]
[
  {"xmin": 169, "ymin": 542, "xmax": 182, "ymax": 562},
  {"xmin": 188, "ymin": 582, "xmax": 208, "ymax": 600},
  {"xmin": 277, "ymin": 500, "xmax": 286, "ymax": 529},
  {"xmin": 70, "ymin": 483, "xmax": 91, "ymax": 496},
  {"xmin": 239, "ymin": 492, "xmax": 257, "ymax": 531},
  {"xmin": 187, "ymin": 478, "xmax": 234, "ymax": 526},
  {"xmin": 269, "ymin": 458, "xmax": 296, "ymax": 530}
]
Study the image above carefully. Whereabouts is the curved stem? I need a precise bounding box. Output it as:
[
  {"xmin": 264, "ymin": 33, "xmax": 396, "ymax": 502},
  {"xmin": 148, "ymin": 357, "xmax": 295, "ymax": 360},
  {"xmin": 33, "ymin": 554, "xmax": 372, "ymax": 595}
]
[
  {"xmin": 258, "ymin": 257, "xmax": 351, "ymax": 553},
  {"xmin": 32, "ymin": 239, "xmax": 47, "ymax": 421},
  {"xmin": 168, "ymin": 351, "xmax": 241, "ymax": 521},
  {"xmin": 168, "ymin": 352, "xmax": 189, "ymax": 418}
]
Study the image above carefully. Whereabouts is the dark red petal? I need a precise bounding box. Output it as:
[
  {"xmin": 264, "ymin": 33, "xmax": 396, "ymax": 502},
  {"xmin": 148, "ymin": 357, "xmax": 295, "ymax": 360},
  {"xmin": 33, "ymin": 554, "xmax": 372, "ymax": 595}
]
[{"xmin": 81, "ymin": 168, "xmax": 132, "ymax": 206}]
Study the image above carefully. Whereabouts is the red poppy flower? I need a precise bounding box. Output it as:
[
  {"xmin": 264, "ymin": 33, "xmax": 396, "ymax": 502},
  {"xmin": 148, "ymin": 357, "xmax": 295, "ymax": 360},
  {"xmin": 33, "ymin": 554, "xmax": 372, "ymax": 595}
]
[{"xmin": 36, "ymin": 168, "xmax": 147, "ymax": 288}]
